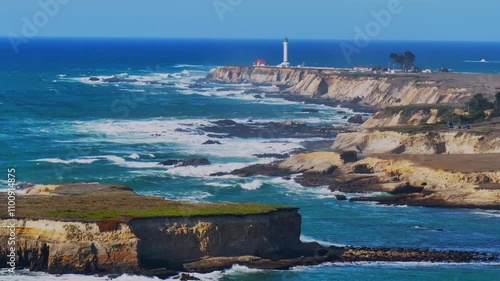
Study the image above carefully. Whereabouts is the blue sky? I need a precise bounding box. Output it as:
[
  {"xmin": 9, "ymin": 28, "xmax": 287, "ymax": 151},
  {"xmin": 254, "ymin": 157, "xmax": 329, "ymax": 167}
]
[{"xmin": 2, "ymin": 0, "xmax": 499, "ymax": 41}]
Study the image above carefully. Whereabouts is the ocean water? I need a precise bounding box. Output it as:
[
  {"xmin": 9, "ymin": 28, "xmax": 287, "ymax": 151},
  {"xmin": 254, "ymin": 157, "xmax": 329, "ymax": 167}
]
[{"xmin": 1, "ymin": 38, "xmax": 500, "ymax": 280}]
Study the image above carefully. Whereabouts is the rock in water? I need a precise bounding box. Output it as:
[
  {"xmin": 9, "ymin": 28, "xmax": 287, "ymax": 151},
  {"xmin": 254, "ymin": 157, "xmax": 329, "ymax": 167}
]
[
  {"xmin": 177, "ymin": 158, "xmax": 211, "ymax": 167},
  {"xmin": 89, "ymin": 76, "xmax": 100, "ymax": 81},
  {"xmin": 179, "ymin": 273, "xmax": 200, "ymax": 280},
  {"xmin": 335, "ymin": 195, "xmax": 347, "ymax": 201},
  {"xmin": 202, "ymin": 140, "xmax": 222, "ymax": 145},
  {"xmin": 212, "ymin": 119, "xmax": 238, "ymax": 126},
  {"xmin": 102, "ymin": 76, "xmax": 138, "ymax": 83},
  {"xmin": 347, "ymin": 114, "xmax": 364, "ymax": 124},
  {"xmin": 254, "ymin": 95, "xmax": 263, "ymax": 99},
  {"xmin": 158, "ymin": 160, "xmax": 181, "ymax": 166}
]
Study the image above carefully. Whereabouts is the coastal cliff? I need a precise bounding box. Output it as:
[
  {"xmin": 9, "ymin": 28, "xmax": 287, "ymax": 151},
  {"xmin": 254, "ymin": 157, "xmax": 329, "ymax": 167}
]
[
  {"xmin": 207, "ymin": 66, "xmax": 499, "ymax": 108},
  {"xmin": 331, "ymin": 130, "xmax": 500, "ymax": 154},
  {"xmin": 0, "ymin": 184, "xmax": 304, "ymax": 276},
  {"xmin": 207, "ymin": 66, "xmax": 500, "ymax": 209},
  {"xmin": 2, "ymin": 184, "xmax": 496, "ymax": 277},
  {"xmin": 0, "ymin": 211, "xmax": 301, "ymax": 274}
]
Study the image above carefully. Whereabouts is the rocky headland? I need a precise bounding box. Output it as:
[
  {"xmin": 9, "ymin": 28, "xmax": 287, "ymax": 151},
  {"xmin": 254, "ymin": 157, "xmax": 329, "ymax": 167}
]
[
  {"xmin": 207, "ymin": 66, "xmax": 500, "ymax": 210},
  {"xmin": 206, "ymin": 66, "xmax": 500, "ymax": 108},
  {"xmin": 1, "ymin": 184, "xmax": 497, "ymax": 278}
]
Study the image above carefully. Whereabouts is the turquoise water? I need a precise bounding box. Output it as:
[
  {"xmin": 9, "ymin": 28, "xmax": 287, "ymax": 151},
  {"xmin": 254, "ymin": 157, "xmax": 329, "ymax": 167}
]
[{"xmin": 1, "ymin": 38, "xmax": 499, "ymax": 280}]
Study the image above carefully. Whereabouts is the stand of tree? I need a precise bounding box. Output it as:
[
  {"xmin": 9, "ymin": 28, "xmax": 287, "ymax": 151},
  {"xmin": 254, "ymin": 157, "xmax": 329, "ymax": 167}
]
[
  {"xmin": 456, "ymin": 93, "xmax": 500, "ymax": 124},
  {"xmin": 390, "ymin": 51, "xmax": 417, "ymax": 72}
]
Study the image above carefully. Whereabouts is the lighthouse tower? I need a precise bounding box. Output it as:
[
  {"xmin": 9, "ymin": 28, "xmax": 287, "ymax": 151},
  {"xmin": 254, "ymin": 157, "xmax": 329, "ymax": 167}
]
[{"xmin": 279, "ymin": 37, "xmax": 290, "ymax": 67}]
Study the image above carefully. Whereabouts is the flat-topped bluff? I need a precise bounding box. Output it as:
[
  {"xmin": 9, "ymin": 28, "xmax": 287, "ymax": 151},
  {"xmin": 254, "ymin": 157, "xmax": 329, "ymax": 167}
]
[
  {"xmin": 0, "ymin": 184, "xmax": 304, "ymax": 277},
  {"xmin": 1, "ymin": 184, "xmax": 497, "ymax": 278},
  {"xmin": 207, "ymin": 66, "xmax": 500, "ymax": 108}
]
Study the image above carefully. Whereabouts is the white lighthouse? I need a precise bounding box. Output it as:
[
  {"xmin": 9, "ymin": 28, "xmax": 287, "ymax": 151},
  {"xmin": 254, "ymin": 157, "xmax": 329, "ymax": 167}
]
[{"xmin": 279, "ymin": 37, "xmax": 290, "ymax": 68}]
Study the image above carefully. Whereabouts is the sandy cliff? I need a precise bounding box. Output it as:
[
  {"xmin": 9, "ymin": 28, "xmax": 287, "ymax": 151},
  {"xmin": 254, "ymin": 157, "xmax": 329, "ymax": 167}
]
[
  {"xmin": 331, "ymin": 130, "xmax": 500, "ymax": 154},
  {"xmin": 0, "ymin": 210, "xmax": 301, "ymax": 274},
  {"xmin": 0, "ymin": 184, "xmax": 303, "ymax": 276},
  {"xmin": 207, "ymin": 66, "xmax": 500, "ymax": 108}
]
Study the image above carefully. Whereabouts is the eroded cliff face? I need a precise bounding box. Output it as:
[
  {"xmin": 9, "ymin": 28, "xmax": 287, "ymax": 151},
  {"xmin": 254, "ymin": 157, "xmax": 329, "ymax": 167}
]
[
  {"xmin": 130, "ymin": 210, "xmax": 301, "ymax": 268},
  {"xmin": 207, "ymin": 66, "xmax": 484, "ymax": 107},
  {"xmin": 0, "ymin": 210, "xmax": 302, "ymax": 274},
  {"xmin": 331, "ymin": 130, "xmax": 500, "ymax": 155},
  {"xmin": 362, "ymin": 108, "xmax": 445, "ymax": 127},
  {"xmin": 0, "ymin": 219, "xmax": 139, "ymax": 274},
  {"xmin": 356, "ymin": 156, "xmax": 500, "ymax": 208}
]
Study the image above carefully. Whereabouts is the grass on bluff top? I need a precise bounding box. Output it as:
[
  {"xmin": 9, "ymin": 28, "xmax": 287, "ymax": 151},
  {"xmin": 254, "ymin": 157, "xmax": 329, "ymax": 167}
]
[{"xmin": 0, "ymin": 184, "xmax": 292, "ymax": 221}]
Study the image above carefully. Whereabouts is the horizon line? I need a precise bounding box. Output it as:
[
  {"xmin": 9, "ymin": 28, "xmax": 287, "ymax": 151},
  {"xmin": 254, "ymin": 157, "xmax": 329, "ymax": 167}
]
[{"xmin": 1, "ymin": 35, "xmax": 500, "ymax": 43}]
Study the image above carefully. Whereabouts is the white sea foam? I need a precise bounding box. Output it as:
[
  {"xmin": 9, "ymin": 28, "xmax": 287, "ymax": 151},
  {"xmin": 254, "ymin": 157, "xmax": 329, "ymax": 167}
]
[
  {"xmin": 470, "ymin": 210, "xmax": 500, "ymax": 218},
  {"xmin": 240, "ymin": 179, "xmax": 264, "ymax": 190},
  {"xmin": 97, "ymin": 155, "xmax": 160, "ymax": 169},
  {"xmin": 61, "ymin": 69, "xmax": 202, "ymax": 88},
  {"xmin": 33, "ymin": 158, "xmax": 99, "ymax": 165},
  {"xmin": 300, "ymin": 235, "xmax": 346, "ymax": 247},
  {"xmin": 128, "ymin": 153, "xmax": 140, "ymax": 159},
  {"xmin": 71, "ymin": 118, "xmax": 305, "ymax": 161},
  {"xmin": 164, "ymin": 191, "xmax": 214, "ymax": 203},
  {"xmin": 173, "ymin": 64, "xmax": 205, "ymax": 68},
  {"xmin": 166, "ymin": 163, "xmax": 248, "ymax": 178},
  {"xmin": 0, "ymin": 270, "xmax": 222, "ymax": 281},
  {"xmin": 0, "ymin": 271, "xmax": 164, "ymax": 280},
  {"xmin": 205, "ymin": 182, "xmax": 233, "ymax": 188},
  {"xmin": 121, "ymin": 89, "xmax": 146, "ymax": 93}
]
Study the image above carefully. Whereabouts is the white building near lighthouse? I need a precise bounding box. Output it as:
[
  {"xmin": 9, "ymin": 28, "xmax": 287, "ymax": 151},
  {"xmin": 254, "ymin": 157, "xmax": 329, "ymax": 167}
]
[{"xmin": 278, "ymin": 37, "xmax": 290, "ymax": 68}]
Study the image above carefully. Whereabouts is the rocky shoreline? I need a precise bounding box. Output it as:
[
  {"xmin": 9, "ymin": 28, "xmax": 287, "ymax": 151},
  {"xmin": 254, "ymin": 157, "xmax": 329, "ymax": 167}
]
[
  {"xmin": 1, "ymin": 184, "xmax": 498, "ymax": 279},
  {"xmin": 2, "ymin": 66, "xmax": 499, "ymax": 278},
  {"xmin": 226, "ymin": 150, "xmax": 500, "ymax": 210},
  {"xmin": 205, "ymin": 66, "xmax": 500, "ymax": 210}
]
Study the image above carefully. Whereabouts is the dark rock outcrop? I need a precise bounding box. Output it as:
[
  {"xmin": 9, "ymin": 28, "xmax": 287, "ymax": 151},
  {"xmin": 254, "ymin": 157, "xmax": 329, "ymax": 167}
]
[
  {"xmin": 335, "ymin": 195, "xmax": 347, "ymax": 201},
  {"xmin": 201, "ymin": 120, "xmax": 350, "ymax": 139},
  {"xmin": 353, "ymin": 164, "xmax": 374, "ymax": 174},
  {"xmin": 202, "ymin": 140, "xmax": 222, "ymax": 145},
  {"xmin": 159, "ymin": 158, "xmax": 211, "ymax": 167},
  {"xmin": 177, "ymin": 158, "xmax": 211, "ymax": 167},
  {"xmin": 253, "ymin": 153, "xmax": 290, "ymax": 159},
  {"xmin": 102, "ymin": 76, "xmax": 138, "ymax": 83},
  {"xmin": 158, "ymin": 160, "xmax": 182, "ymax": 166},
  {"xmin": 231, "ymin": 164, "xmax": 289, "ymax": 177},
  {"xmin": 347, "ymin": 114, "xmax": 364, "ymax": 124},
  {"xmin": 390, "ymin": 182, "xmax": 425, "ymax": 195},
  {"xmin": 339, "ymin": 151, "xmax": 358, "ymax": 163}
]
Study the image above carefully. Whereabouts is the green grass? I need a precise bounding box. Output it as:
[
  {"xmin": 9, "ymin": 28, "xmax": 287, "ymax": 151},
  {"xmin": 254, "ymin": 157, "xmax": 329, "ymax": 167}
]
[
  {"xmin": 44, "ymin": 203, "xmax": 289, "ymax": 221},
  {"xmin": 0, "ymin": 184, "xmax": 293, "ymax": 221}
]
